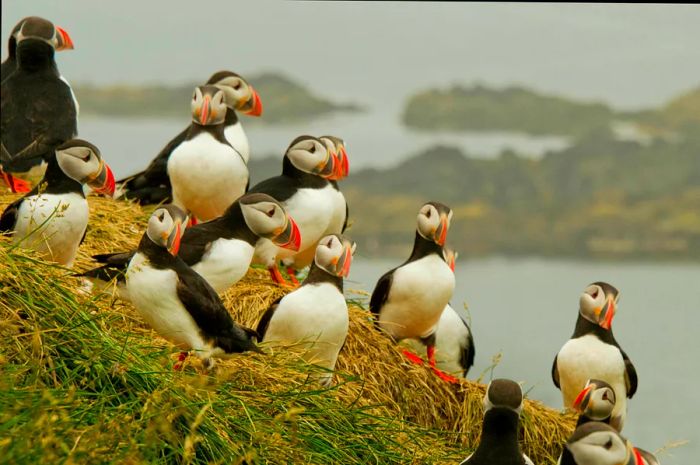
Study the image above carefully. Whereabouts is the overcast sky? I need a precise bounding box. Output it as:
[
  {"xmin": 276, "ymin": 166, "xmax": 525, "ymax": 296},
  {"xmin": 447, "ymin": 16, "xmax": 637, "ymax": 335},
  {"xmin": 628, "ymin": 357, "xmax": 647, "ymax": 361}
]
[{"xmin": 3, "ymin": 1, "xmax": 699, "ymax": 110}]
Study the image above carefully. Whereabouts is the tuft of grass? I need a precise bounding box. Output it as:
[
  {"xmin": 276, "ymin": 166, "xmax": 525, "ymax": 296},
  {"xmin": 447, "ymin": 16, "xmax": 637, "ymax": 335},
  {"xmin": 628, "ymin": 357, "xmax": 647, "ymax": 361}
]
[{"xmin": 1, "ymin": 193, "xmax": 575, "ymax": 464}]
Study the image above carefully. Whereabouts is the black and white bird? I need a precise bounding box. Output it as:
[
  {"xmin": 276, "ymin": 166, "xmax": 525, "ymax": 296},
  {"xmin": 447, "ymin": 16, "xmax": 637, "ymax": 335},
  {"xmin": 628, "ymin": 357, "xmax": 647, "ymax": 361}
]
[
  {"xmin": 1, "ymin": 16, "xmax": 77, "ymax": 187},
  {"xmin": 552, "ymin": 282, "xmax": 638, "ymax": 431},
  {"xmin": 116, "ymin": 71, "xmax": 262, "ymax": 205},
  {"xmin": 564, "ymin": 422, "xmax": 659, "ymax": 465},
  {"xmin": 125, "ymin": 205, "xmax": 260, "ymax": 369},
  {"xmin": 248, "ymin": 135, "xmax": 343, "ymax": 285},
  {"xmin": 559, "ymin": 379, "xmax": 619, "ymax": 465},
  {"xmin": 369, "ymin": 201, "xmax": 455, "ymax": 381},
  {"xmin": 81, "ymin": 193, "xmax": 300, "ymax": 298},
  {"xmin": 256, "ymin": 234, "xmax": 355, "ymax": 386},
  {"xmin": 167, "ymin": 85, "xmax": 249, "ymax": 222},
  {"xmin": 0, "ymin": 139, "xmax": 115, "ymax": 267},
  {"xmin": 459, "ymin": 379, "xmax": 534, "ymax": 465},
  {"xmin": 279, "ymin": 135, "xmax": 349, "ymax": 275}
]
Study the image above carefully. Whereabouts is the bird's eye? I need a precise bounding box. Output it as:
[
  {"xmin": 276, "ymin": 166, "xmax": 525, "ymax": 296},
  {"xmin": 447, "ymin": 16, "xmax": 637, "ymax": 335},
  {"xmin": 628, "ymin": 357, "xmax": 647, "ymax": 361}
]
[
  {"xmin": 327, "ymin": 238, "xmax": 334, "ymax": 247},
  {"xmin": 309, "ymin": 145, "xmax": 316, "ymax": 153},
  {"xmin": 266, "ymin": 208, "xmax": 275, "ymax": 217},
  {"xmin": 157, "ymin": 212, "xmax": 165, "ymax": 221},
  {"xmin": 603, "ymin": 439, "xmax": 613, "ymax": 450},
  {"xmin": 426, "ymin": 209, "xmax": 432, "ymax": 218},
  {"xmin": 602, "ymin": 391, "xmax": 609, "ymax": 400}
]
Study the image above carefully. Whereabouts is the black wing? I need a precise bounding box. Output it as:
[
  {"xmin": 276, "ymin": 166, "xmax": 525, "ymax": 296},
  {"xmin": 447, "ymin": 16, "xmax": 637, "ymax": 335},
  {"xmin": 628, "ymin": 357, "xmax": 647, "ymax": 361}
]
[
  {"xmin": 176, "ymin": 221, "xmax": 227, "ymax": 266},
  {"xmin": 79, "ymin": 251, "xmax": 135, "ymax": 280},
  {"xmin": 117, "ymin": 126, "xmax": 188, "ymax": 204},
  {"xmin": 342, "ymin": 201, "xmax": 349, "ymax": 233},
  {"xmin": 369, "ymin": 269, "xmax": 395, "ymax": 316},
  {"xmin": 175, "ymin": 264, "xmax": 259, "ymax": 354},
  {"xmin": 0, "ymin": 196, "xmax": 24, "ymax": 233},
  {"xmin": 459, "ymin": 323, "xmax": 476, "ymax": 377},
  {"xmin": 620, "ymin": 348, "xmax": 638, "ymax": 398},
  {"xmin": 255, "ymin": 296, "xmax": 283, "ymax": 341},
  {"xmin": 551, "ymin": 355, "xmax": 560, "ymax": 389}
]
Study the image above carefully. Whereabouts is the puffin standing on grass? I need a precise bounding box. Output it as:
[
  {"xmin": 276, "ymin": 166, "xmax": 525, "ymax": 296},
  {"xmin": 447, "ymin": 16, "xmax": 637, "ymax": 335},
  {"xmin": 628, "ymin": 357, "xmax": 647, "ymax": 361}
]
[
  {"xmin": 564, "ymin": 423, "xmax": 659, "ymax": 465},
  {"xmin": 552, "ymin": 282, "xmax": 637, "ymax": 431},
  {"xmin": 248, "ymin": 135, "xmax": 343, "ymax": 285},
  {"xmin": 1, "ymin": 16, "xmax": 77, "ymax": 191},
  {"xmin": 125, "ymin": 205, "xmax": 260, "ymax": 370},
  {"xmin": 256, "ymin": 234, "xmax": 355, "ymax": 386},
  {"xmin": 459, "ymin": 379, "xmax": 534, "ymax": 465},
  {"xmin": 369, "ymin": 201, "xmax": 456, "ymax": 382},
  {"xmin": 117, "ymin": 71, "xmax": 262, "ymax": 204},
  {"xmin": 81, "ymin": 193, "xmax": 300, "ymax": 298},
  {"xmin": 167, "ymin": 85, "xmax": 249, "ymax": 222},
  {"xmin": 0, "ymin": 139, "xmax": 115, "ymax": 267}
]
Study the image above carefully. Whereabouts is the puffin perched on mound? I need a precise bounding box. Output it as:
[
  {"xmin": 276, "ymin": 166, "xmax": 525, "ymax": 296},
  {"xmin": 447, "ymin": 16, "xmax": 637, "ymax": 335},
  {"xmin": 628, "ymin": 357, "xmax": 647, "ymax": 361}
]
[
  {"xmin": 279, "ymin": 135, "xmax": 350, "ymax": 276},
  {"xmin": 125, "ymin": 205, "xmax": 260, "ymax": 370},
  {"xmin": 1, "ymin": 16, "xmax": 76, "ymax": 191},
  {"xmin": 552, "ymin": 282, "xmax": 637, "ymax": 431},
  {"xmin": 248, "ymin": 135, "xmax": 343, "ymax": 285},
  {"xmin": 564, "ymin": 422, "xmax": 659, "ymax": 465},
  {"xmin": 369, "ymin": 201, "xmax": 456, "ymax": 382},
  {"xmin": 0, "ymin": 139, "xmax": 115, "ymax": 267},
  {"xmin": 117, "ymin": 71, "xmax": 262, "ymax": 205},
  {"xmin": 459, "ymin": 379, "xmax": 534, "ymax": 465},
  {"xmin": 256, "ymin": 234, "xmax": 355, "ymax": 386},
  {"xmin": 167, "ymin": 85, "xmax": 249, "ymax": 222},
  {"xmin": 81, "ymin": 193, "xmax": 300, "ymax": 298}
]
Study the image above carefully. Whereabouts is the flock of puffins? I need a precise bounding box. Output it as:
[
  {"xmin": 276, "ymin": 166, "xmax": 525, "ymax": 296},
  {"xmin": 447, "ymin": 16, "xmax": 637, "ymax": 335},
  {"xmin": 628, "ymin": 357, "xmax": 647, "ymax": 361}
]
[{"xmin": 0, "ymin": 16, "xmax": 659, "ymax": 465}]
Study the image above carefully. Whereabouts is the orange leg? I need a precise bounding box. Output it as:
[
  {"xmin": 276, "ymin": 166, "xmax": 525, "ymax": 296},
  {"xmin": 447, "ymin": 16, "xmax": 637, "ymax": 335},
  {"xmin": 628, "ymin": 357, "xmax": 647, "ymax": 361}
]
[
  {"xmin": 427, "ymin": 346, "xmax": 460, "ymax": 384},
  {"xmin": 173, "ymin": 351, "xmax": 189, "ymax": 371},
  {"xmin": 286, "ymin": 267, "xmax": 300, "ymax": 286},
  {"xmin": 402, "ymin": 349, "xmax": 425, "ymax": 365},
  {"xmin": 1, "ymin": 170, "xmax": 31, "ymax": 193},
  {"xmin": 269, "ymin": 265, "xmax": 290, "ymax": 286}
]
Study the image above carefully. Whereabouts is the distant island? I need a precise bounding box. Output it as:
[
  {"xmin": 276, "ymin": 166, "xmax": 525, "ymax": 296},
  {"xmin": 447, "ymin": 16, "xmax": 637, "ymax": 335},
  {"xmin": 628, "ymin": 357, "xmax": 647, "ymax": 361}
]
[
  {"xmin": 402, "ymin": 83, "xmax": 700, "ymax": 137},
  {"xmin": 247, "ymin": 87, "xmax": 700, "ymax": 261},
  {"xmin": 73, "ymin": 72, "xmax": 364, "ymax": 123}
]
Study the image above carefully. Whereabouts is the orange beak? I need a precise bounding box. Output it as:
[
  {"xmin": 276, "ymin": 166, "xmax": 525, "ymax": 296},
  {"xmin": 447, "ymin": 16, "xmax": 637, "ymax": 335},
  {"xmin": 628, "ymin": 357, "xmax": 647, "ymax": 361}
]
[
  {"xmin": 447, "ymin": 254, "xmax": 456, "ymax": 272},
  {"xmin": 273, "ymin": 216, "xmax": 301, "ymax": 252},
  {"xmin": 168, "ymin": 222, "xmax": 183, "ymax": 256},
  {"xmin": 89, "ymin": 162, "xmax": 115, "ymax": 197},
  {"xmin": 326, "ymin": 151, "xmax": 344, "ymax": 181},
  {"xmin": 55, "ymin": 26, "xmax": 74, "ymax": 51},
  {"xmin": 335, "ymin": 243, "xmax": 354, "ymax": 278},
  {"xmin": 572, "ymin": 384, "xmax": 594, "ymax": 412},
  {"xmin": 198, "ymin": 95, "xmax": 211, "ymax": 125},
  {"xmin": 242, "ymin": 86, "xmax": 263, "ymax": 117},
  {"xmin": 338, "ymin": 145, "xmax": 349, "ymax": 178},
  {"xmin": 434, "ymin": 215, "xmax": 449, "ymax": 246},
  {"xmin": 600, "ymin": 296, "xmax": 616, "ymax": 330}
]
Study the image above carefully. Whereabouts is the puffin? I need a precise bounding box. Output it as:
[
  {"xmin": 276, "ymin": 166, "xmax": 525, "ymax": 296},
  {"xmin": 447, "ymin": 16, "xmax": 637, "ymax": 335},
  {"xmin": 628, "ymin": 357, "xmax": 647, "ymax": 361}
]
[
  {"xmin": 459, "ymin": 379, "xmax": 534, "ymax": 465},
  {"xmin": 564, "ymin": 422, "xmax": 659, "ymax": 465},
  {"xmin": 125, "ymin": 205, "xmax": 260, "ymax": 370},
  {"xmin": 116, "ymin": 71, "xmax": 262, "ymax": 205},
  {"xmin": 248, "ymin": 135, "xmax": 343, "ymax": 285},
  {"xmin": 369, "ymin": 201, "xmax": 456, "ymax": 381},
  {"xmin": 256, "ymin": 234, "xmax": 355, "ymax": 386},
  {"xmin": 552, "ymin": 282, "xmax": 637, "ymax": 431},
  {"xmin": 279, "ymin": 134, "xmax": 349, "ymax": 277},
  {"xmin": 167, "ymin": 85, "xmax": 249, "ymax": 222},
  {"xmin": 0, "ymin": 139, "xmax": 115, "ymax": 267},
  {"xmin": 559, "ymin": 380, "xmax": 619, "ymax": 465},
  {"xmin": 1, "ymin": 16, "xmax": 77, "ymax": 189},
  {"xmin": 401, "ymin": 247, "xmax": 475, "ymax": 379},
  {"xmin": 80, "ymin": 192, "xmax": 300, "ymax": 299}
]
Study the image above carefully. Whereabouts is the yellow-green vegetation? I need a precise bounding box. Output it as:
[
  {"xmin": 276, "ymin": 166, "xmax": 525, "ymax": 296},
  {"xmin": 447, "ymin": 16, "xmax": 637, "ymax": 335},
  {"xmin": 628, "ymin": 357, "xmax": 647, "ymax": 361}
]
[
  {"xmin": 72, "ymin": 72, "xmax": 362, "ymax": 123},
  {"xmin": 0, "ymin": 195, "xmax": 576, "ymax": 464}
]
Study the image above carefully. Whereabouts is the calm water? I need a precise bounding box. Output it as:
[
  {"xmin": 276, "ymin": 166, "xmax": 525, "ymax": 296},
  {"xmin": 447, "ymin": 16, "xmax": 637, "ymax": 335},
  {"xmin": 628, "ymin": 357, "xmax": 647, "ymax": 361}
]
[
  {"xmin": 348, "ymin": 257, "xmax": 700, "ymax": 465},
  {"xmin": 77, "ymin": 112, "xmax": 570, "ymax": 180}
]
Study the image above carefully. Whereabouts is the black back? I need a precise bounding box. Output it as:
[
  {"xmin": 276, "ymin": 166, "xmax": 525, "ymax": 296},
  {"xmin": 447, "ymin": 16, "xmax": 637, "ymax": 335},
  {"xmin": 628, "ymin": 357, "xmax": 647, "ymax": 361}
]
[
  {"xmin": 461, "ymin": 408, "xmax": 526, "ymax": 465},
  {"xmin": 1, "ymin": 40, "xmax": 76, "ymax": 173},
  {"xmin": 248, "ymin": 156, "xmax": 331, "ymax": 203}
]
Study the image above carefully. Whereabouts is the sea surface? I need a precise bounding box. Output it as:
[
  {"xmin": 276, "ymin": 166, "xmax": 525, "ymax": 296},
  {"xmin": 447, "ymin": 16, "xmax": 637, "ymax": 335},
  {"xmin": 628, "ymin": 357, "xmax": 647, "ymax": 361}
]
[{"xmin": 348, "ymin": 257, "xmax": 700, "ymax": 465}]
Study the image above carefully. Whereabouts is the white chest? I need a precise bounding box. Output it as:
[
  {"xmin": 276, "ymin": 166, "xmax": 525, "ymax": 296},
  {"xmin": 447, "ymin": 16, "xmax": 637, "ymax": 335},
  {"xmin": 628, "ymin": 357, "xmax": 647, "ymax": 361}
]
[
  {"xmin": 14, "ymin": 192, "xmax": 88, "ymax": 267},
  {"xmin": 276, "ymin": 186, "xmax": 336, "ymax": 259},
  {"xmin": 263, "ymin": 283, "xmax": 349, "ymax": 370},
  {"xmin": 224, "ymin": 122, "xmax": 250, "ymax": 164},
  {"xmin": 192, "ymin": 238, "xmax": 254, "ymax": 293},
  {"xmin": 378, "ymin": 255, "xmax": 455, "ymax": 340},
  {"xmin": 325, "ymin": 188, "xmax": 347, "ymax": 235},
  {"xmin": 125, "ymin": 254, "xmax": 207, "ymax": 351},
  {"xmin": 167, "ymin": 133, "xmax": 248, "ymax": 221}
]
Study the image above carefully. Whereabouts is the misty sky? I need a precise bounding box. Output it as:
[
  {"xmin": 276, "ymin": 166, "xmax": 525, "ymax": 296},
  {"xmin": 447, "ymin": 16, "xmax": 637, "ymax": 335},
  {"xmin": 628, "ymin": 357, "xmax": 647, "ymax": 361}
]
[{"xmin": 2, "ymin": 1, "xmax": 699, "ymax": 110}]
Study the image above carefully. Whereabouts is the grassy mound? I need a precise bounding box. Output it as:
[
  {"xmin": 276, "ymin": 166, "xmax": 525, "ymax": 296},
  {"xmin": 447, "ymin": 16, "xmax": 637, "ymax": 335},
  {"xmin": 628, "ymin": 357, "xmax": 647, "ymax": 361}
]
[{"xmin": 0, "ymin": 193, "xmax": 576, "ymax": 464}]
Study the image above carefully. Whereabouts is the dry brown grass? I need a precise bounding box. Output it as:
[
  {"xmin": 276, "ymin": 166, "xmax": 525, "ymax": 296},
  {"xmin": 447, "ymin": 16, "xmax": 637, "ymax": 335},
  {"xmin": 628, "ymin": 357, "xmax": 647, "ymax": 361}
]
[{"xmin": 1, "ymin": 192, "xmax": 576, "ymax": 464}]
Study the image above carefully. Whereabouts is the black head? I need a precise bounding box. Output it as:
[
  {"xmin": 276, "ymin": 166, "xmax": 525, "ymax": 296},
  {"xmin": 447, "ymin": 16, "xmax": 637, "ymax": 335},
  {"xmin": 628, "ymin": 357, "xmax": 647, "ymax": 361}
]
[
  {"xmin": 579, "ymin": 281, "xmax": 620, "ymax": 330},
  {"xmin": 416, "ymin": 201, "xmax": 453, "ymax": 247},
  {"xmin": 483, "ymin": 378, "xmax": 523, "ymax": 415}
]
